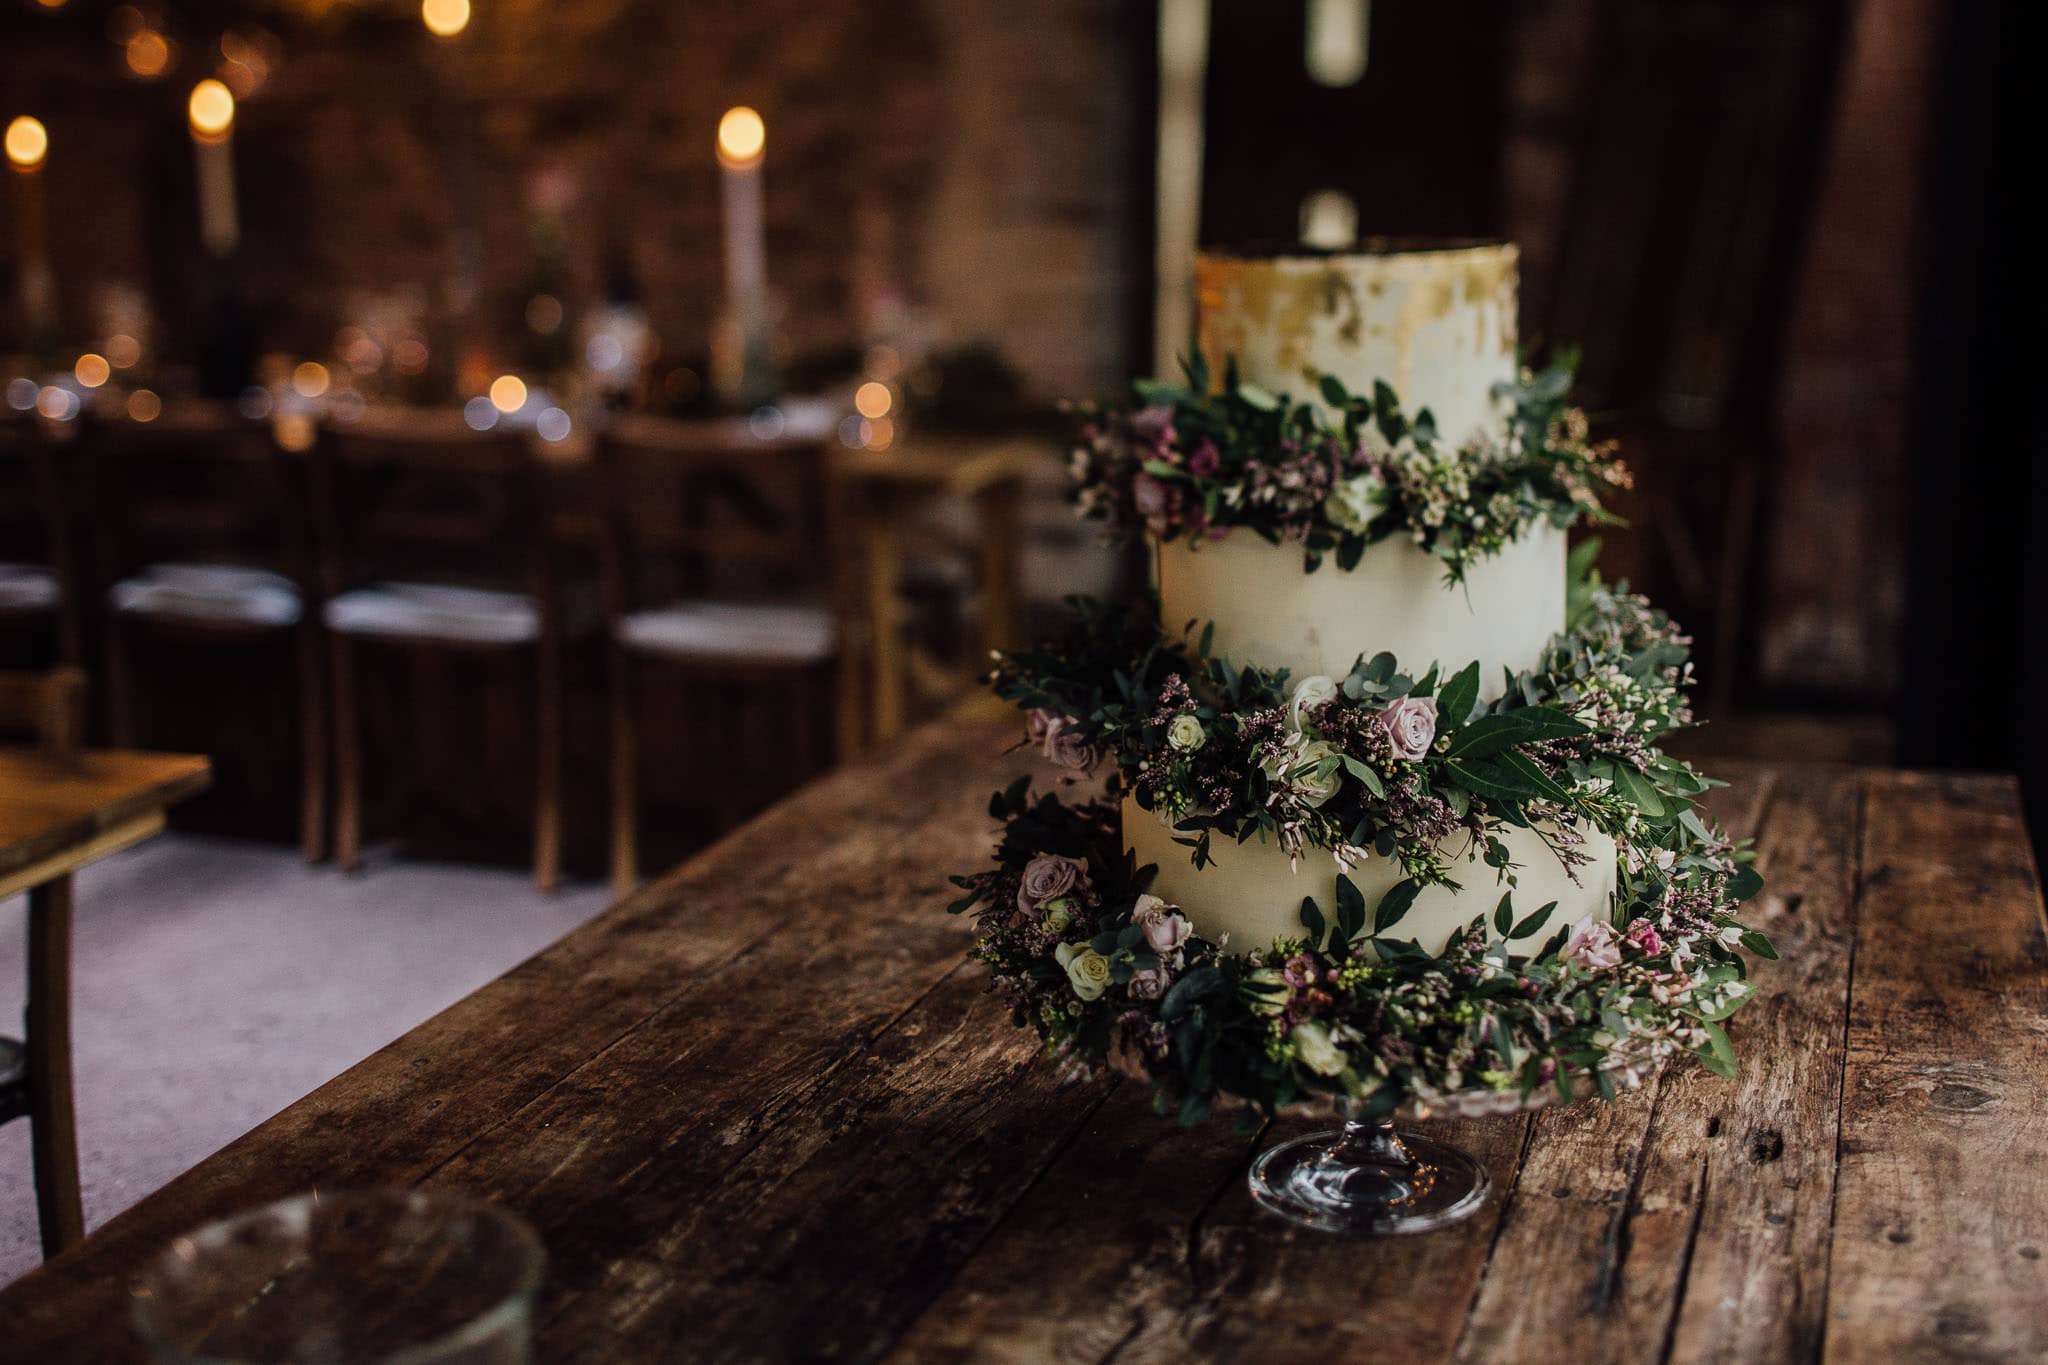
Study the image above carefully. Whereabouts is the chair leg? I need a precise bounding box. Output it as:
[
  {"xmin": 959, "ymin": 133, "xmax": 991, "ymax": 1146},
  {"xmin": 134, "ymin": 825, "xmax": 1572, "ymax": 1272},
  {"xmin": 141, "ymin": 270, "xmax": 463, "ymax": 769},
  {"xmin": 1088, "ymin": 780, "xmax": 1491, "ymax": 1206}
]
[
  {"xmin": 26, "ymin": 876, "xmax": 84, "ymax": 1257},
  {"xmin": 297, "ymin": 626, "xmax": 327, "ymax": 863},
  {"xmin": 607, "ymin": 648, "xmax": 639, "ymax": 903},
  {"xmin": 104, "ymin": 616, "xmax": 136, "ymax": 748},
  {"xmin": 533, "ymin": 639, "xmax": 563, "ymax": 894},
  {"xmin": 331, "ymin": 634, "xmax": 363, "ymax": 873}
]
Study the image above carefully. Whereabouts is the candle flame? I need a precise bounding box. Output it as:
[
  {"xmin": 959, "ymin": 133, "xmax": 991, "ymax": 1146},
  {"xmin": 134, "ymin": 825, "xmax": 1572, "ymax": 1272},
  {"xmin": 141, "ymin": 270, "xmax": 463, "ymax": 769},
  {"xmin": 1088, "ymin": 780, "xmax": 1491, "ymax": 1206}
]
[
  {"xmin": 716, "ymin": 106, "xmax": 765, "ymax": 169},
  {"xmin": 5, "ymin": 117, "xmax": 48, "ymax": 170},
  {"xmin": 188, "ymin": 80, "xmax": 235, "ymax": 140}
]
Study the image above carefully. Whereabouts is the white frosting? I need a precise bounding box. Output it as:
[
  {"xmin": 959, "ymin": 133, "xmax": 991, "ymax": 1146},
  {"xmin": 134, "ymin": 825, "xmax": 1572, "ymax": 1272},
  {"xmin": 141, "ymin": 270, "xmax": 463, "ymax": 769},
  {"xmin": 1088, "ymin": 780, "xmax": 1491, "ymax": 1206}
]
[
  {"xmin": 1156, "ymin": 522, "xmax": 1565, "ymax": 698},
  {"xmin": 1124, "ymin": 794, "xmax": 1616, "ymax": 957},
  {"xmin": 1128, "ymin": 242, "xmax": 1616, "ymax": 953},
  {"xmin": 1195, "ymin": 242, "xmax": 1518, "ymax": 446}
]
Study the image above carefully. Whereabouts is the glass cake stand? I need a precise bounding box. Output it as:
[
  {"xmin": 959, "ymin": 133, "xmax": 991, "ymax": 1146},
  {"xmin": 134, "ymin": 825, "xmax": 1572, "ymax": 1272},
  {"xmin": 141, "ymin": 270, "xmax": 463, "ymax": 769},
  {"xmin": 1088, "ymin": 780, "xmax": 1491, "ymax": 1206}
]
[{"xmin": 1246, "ymin": 1084, "xmax": 1579, "ymax": 1235}]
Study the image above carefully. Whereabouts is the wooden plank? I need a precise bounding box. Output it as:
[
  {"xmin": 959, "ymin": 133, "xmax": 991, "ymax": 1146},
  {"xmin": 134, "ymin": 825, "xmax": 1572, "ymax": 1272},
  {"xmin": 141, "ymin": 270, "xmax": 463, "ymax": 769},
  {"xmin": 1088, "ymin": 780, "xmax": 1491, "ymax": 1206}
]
[
  {"xmin": 1824, "ymin": 772, "xmax": 2048, "ymax": 1362},
  {"xmin": 0, "ymin": 811, "xmax": 163, "ymax": 901},
  {"xmin": 0, "ymin": 712, "xmax": 1021, "ymax": 1359},
  {"xmin": 1659, "ymin": 765, "xmax": 1860, "ymax": 1363},
  {"xmin": 1452, "ymin": 768, "xmax": 1782, "ymax": 1362}
]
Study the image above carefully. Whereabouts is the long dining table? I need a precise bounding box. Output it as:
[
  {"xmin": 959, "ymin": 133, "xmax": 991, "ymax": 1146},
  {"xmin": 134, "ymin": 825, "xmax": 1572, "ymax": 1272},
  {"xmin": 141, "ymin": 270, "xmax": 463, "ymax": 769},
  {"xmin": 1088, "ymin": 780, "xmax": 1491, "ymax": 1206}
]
[{"xmin": 0, "ymin": 703, "xmax": 2042, "ymax": 1362}]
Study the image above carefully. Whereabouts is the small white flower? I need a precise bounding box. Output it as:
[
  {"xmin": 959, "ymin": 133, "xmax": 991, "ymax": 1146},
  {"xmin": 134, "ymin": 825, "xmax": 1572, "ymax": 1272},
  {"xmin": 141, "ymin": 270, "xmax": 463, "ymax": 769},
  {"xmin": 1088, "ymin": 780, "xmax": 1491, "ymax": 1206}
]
[{"xmin": 1324, "ymin": 470, "xmax": 1389, "ymax": 535}]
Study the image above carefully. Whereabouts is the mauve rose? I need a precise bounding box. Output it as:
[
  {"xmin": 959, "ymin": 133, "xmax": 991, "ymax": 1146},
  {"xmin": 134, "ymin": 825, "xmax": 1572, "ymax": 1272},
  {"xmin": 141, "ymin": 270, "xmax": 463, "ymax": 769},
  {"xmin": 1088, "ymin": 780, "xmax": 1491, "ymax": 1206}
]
[
  {"xmin": 1129, "ymin": 404, "xmax": 1175, "ymax": 445},
  {"xmin": 1378, "ymin": 696, "xmax": 1438, "ymax": 760},
  {"xmin": 1026, "ymin": 708, "xmax": 1062, "ymax": 748},
  {"xmin": 1132, "ymin": 894, "xmax": 1192, "ymax": 954},
  {"xmin": 1047, "ymin": 727, "xmax": 1098, "ymax": 773},
  {"xmin": 1132, "ymin": 473, "xmax": 1171, "ymax": 521},
  {"xmin": 1016, "ymin": 854, "xmax": 1088, "ymax": 917},
  {"xmin": 1562, "ymin": 916, "xmax": 1622, "ymax": 971},
  {"xmin": 1127, "ymin": 966, "xmax": 1172, "ymax": 1000}
]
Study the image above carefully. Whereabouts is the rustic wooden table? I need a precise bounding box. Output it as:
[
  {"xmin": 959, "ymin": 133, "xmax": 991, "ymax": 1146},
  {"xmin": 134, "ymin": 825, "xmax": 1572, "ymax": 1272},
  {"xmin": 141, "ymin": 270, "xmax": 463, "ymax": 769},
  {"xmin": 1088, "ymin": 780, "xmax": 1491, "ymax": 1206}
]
[
  {"xmin": 0, "ymin": 711, "xmax": 2041, "ymax": 1362},
  {"xmin": 1, "ymin": 746, "xmax": 212, "ymax": 1255}
]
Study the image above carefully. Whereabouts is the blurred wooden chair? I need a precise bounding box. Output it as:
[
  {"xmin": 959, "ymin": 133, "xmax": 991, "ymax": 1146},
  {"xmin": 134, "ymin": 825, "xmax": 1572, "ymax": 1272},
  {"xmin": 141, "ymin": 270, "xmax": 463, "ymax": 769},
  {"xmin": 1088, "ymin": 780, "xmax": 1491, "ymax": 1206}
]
[
  {"xmin": 595, "ymin": 417, "xmax": 838, "ymax": 899},
  {"xmin": 314, "ymin": 417, "xmax": 571, "ymax": 890},
  {"xmin": 86, "ymin": 409, "xmax": 326, "ymax": 860},
  {"xmin": 0, "ymin": 665, "xmax": 89, "ymax": 1256},
  {"xmin": 0, "ymin": 423, "xmax": 84, "ymax": 670}
]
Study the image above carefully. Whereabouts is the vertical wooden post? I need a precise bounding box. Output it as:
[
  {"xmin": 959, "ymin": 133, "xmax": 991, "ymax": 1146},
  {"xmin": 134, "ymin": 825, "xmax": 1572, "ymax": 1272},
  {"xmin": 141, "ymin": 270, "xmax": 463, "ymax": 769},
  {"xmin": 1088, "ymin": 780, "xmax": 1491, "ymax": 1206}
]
[{"xmin": 26, "ymin": 875, "xmax": 83, "ymax": 1256}]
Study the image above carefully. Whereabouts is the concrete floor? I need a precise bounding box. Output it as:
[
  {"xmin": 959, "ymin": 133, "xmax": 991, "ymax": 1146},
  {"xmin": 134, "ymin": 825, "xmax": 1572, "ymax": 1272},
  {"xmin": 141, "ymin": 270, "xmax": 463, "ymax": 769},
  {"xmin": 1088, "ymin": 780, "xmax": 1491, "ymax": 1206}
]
[{"xmin": 0, "ymin": 835, "xmax": 609, "ymax": 1286}]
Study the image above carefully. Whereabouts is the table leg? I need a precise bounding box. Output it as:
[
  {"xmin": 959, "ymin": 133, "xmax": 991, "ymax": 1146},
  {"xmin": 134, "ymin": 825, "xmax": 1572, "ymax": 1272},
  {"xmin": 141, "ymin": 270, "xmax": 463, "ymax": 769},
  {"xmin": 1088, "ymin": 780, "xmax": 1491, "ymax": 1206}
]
[{"xmin": 26, "ymin": 873, "xmax": 83, "ymax": 1256}]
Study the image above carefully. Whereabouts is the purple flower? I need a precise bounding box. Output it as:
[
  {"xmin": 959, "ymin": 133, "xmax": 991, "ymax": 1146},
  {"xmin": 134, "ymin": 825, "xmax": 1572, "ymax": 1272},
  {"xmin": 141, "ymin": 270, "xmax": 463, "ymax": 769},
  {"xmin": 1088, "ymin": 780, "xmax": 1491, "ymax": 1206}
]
[
  {"xmin": 1378, "ymin": 696, "xmax": 1438, "ymax": 761},
  {"xmin": 1132, "ymin": 473, "xmax": 1171, "ymax": 522},
  {"xmin": 1046, "ymin": 727, "xmax": 1099, "ymax": 773},
  {"xmin": 1016, "ymin": 854, "xmax": 1089, "ymax": 918},
  {"xmin": 1624, "ymin": 919, "xmax": 1664, "ymax": 956},
  {"xmin": 1132, "ymin": 894, "xmax": 1191, "ymax": 955},
  {"xmin": 1129, "ymin": 404, "xmax": 1175, "ymax": 446},
  {"xmin": 1127, "ymin": 966, "xmax": 1172, "ymax": 1000},
  {"xmin": 1187, "ymin": 441, "xmax": 1221, "ymax": 478}
]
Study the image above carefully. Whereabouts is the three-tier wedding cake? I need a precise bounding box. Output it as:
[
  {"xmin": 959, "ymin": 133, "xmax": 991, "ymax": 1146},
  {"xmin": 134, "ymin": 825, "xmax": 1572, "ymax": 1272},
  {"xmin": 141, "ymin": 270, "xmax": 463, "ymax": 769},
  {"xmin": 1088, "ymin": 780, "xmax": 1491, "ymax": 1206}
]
[{"xmin": 947, "ymin": 237, "xmax": 1766, "ymax": 1131}]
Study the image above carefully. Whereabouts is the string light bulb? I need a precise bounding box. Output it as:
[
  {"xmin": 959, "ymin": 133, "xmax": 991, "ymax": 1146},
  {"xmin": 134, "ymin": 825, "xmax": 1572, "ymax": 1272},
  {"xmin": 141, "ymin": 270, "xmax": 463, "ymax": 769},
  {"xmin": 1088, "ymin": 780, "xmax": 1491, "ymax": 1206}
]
[
  {"xmin": 421, "ymin": 0, "xmax": 470, "ymax": 38},
  {"xmin": 187, "ymin": 79, "xmax": 235, "ymax": 141},
  {"xmin": 5, "ymin": 117, "xmax": 49, "ymax": 171},
  {"xmin": 716, "ymin": 106, "xmax": 765, "ymax": 169}
]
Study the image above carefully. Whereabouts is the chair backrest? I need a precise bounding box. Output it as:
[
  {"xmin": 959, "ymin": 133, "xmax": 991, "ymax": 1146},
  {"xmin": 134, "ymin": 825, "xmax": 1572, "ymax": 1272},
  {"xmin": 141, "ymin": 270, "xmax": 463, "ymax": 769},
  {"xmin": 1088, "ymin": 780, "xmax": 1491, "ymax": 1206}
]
[
  {"xmin": 85, "ymin": 407, "xmax": 311, "ymax": 592},
  {"xmin": 0, "ymin": 667, "xmax": 86, "ymax": 763},
  {"xmin": 312, "ymin": 416, "xmax": 547, "ymax": 601},
  {"xmin": 594, "ymin": 416, "xmax": 828, "ymax": 623}
]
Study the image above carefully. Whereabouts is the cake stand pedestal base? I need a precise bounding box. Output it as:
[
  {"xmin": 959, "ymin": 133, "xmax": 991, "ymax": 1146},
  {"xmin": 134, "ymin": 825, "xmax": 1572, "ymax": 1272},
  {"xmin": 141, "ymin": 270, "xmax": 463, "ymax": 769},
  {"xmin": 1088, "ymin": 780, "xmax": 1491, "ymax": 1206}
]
[{"xmin": 1248, "ymin": 1117, "xmax": 1491, "ymax": 1235}]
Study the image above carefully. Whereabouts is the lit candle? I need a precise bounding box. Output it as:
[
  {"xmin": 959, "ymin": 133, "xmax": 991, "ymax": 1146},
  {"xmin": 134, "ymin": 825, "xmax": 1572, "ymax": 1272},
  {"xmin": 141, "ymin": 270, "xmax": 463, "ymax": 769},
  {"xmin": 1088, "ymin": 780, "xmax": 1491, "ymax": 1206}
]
[
  {"xmin": 5, "ymin": 116, "xmax": 54, "ymax": 338},
  {"xmin": 715, "ymin": 105, "xmax": 770, "ymax": 404},
  {"xmin": 187, "ymin": 79, "xmax": 239, "ymax": 257}
]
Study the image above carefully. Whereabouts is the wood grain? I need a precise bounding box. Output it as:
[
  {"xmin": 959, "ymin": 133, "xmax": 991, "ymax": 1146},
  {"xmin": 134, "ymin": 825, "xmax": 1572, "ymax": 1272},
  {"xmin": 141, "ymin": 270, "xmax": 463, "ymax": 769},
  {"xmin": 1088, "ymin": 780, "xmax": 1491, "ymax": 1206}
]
[
  {"xmin": 0, "ymin": 728, "xmax": 2043, "ymax": 1365},
  {"xmin": 1825, "ymin": 772, "xmax": 2048, "ymax": 1362},
  {"xmin": 0, "ymin": 748, "xmax": 211, "ymax": 883}
]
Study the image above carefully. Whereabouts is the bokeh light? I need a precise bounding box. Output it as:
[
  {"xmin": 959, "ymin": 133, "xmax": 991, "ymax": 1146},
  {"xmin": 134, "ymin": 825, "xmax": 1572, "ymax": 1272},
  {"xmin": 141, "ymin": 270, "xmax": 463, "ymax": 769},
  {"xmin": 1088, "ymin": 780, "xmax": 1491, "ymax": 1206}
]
[
  {"xmin": 393, "ymin": 338, "xmax": 430, "ymax": 375},
  {"xmin": 463, "ymin": 396, "xmax": 500, "ymax": 431},
  {"xmin": 107, "ymin": 333, "xmax": 143, "ymax": 368},
  {"xmin": 5, "ymin": 117, "xmax": 49, "ymax": 170},
  {"xmin": 127, "ymin": 389, "xmax": 162, "ymax": 422},
  {"xmin": 74, "ymin": 354, "xmax": 111, "ymax": 388},
  {"xmin": 853, "ymin": 381, "xmax": 892, "ymax": 420},
  {"xmin": 488, "ymin": 375, "xmax": 527, "ymax": 413},
  {"xmin": 125, "ymin": 30, "xmax": 170, "ymax": 79},
  {"xmin": 716, "ymin": 106, "xmax": 765, "ymax": 168},
  {"xmin": 525, "ymin": 294, "xmax": 563, "ymax": 335},
  {"xmin": 291, "ymin": 361, "xmax": 331, "ymax": 399},
  {"xmin": 187, "ymin": 80, "xmax": 235, "ymax": 140},
  {"xmin": 422, "ymin": 0, "xmax": 471, "ymax": 38},
  {"xmin": 5, "ymin": 378, "xmax": 39, "ymax": 411},
  {"xmin": 536, "ymin": 407, "xmax": 572, "ymax": 443},
  {"xmin": 36, "ymin": 387, "xmax": 78, "ymax": 422}
]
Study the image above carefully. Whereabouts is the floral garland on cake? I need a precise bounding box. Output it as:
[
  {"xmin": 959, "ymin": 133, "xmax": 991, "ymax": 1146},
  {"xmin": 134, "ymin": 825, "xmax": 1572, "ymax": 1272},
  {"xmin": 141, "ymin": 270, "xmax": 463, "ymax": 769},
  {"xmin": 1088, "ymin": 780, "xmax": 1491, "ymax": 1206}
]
[
  {"xmin": 947, "ymin": 549, "xmax": 1771, "ymax": 1121},
  {"xmin": 1068, "ymin": 353, "xmax": 1631, "ymax": 585}
]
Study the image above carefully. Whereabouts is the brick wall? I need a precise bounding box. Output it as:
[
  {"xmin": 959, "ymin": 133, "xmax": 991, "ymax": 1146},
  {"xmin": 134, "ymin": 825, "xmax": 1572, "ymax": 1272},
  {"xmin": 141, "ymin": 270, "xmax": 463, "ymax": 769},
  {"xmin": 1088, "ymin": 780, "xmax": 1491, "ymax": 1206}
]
[{"xmin": 1, "ymin": 0, "xmax": 1147, "ymax": 399}]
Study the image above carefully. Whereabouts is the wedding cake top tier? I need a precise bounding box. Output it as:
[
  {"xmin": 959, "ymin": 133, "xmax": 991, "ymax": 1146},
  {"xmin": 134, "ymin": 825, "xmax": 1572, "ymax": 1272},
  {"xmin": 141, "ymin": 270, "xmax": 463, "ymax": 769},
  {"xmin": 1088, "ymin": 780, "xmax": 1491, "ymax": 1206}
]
[{"xmin": 1195, "ymin": 240, "xmax": 1518, "ymax": 449}]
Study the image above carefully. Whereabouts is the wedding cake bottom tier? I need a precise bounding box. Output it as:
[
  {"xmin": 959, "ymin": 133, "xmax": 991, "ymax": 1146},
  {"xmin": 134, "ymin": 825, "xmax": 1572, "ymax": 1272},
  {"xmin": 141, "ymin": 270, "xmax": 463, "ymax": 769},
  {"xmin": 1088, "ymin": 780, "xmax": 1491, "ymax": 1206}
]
[{"xmin": 1121, "ymin": 795, "xmax": 1618, "ymax": 955}]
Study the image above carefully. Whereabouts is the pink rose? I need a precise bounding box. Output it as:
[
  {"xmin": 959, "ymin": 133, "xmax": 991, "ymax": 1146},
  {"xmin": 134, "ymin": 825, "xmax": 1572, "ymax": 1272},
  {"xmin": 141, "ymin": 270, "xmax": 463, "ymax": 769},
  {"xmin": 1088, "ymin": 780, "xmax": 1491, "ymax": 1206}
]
[
  {"xmin": 1129, "ymin": 404, "xmax": 1175, "ymax": 446},
  {"xmin": 1026, "ymin": 708, "xmax": 1064, "ymax": 750},
  {"xmin": 1132, "ymin": 473, "xmax": 1170, "ymax": 521},
  {"xmin": 1562, "ymin": 916, "xmax": 1622, "ymax": 971},
  {"xmin": 1047, "ymin": 727, "xmax": 1098, "ymax": 773},
  {"xmin": 1016, "ymin": 854, "xmax": 1088, "ymax": 917},
  {"xmin": 1127, "ymin": 966, "xmax": 1172, "ymax": 1000},
  {"xmin": 1132, "ymin": 893, "xmax": 1191, "ymax": 955},
  {"xmin": 1624, "ymin": 919, "xmax": 1663, "ymax": 956},
  {"xmin": 1378, "ymin": 696, "xmax": 1438, "ymax": 761}
]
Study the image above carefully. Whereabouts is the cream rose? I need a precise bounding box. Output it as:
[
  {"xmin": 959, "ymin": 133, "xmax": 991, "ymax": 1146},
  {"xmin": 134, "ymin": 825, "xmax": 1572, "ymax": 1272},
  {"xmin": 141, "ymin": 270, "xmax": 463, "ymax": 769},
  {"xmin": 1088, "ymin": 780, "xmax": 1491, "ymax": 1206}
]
[
  {"xmin": 1054, "ymin": 942, "xmax": 1112, "ymax": 1001},
  {"xmin": 1288, "ymin": 674, "xmax": 1339, "ymax": 733},
  {"xmin": 1290, "ymin": 740, "xmax": 1343, "ymax": 808},
  {"xmin": 1166, "ymin": 714, "xmax": 1207, "ymax": 753},
  {"xmin": 1325, "ymin": 470, "xmax": 1388, "ymax": 534},
  {"xmin": 1378, "ymin": 696, "xmax": 1438, "ymax": 761},
  {"xmin": 1291, "ymin": 1020, "xmax": 1349, "ymax": 1077}
]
